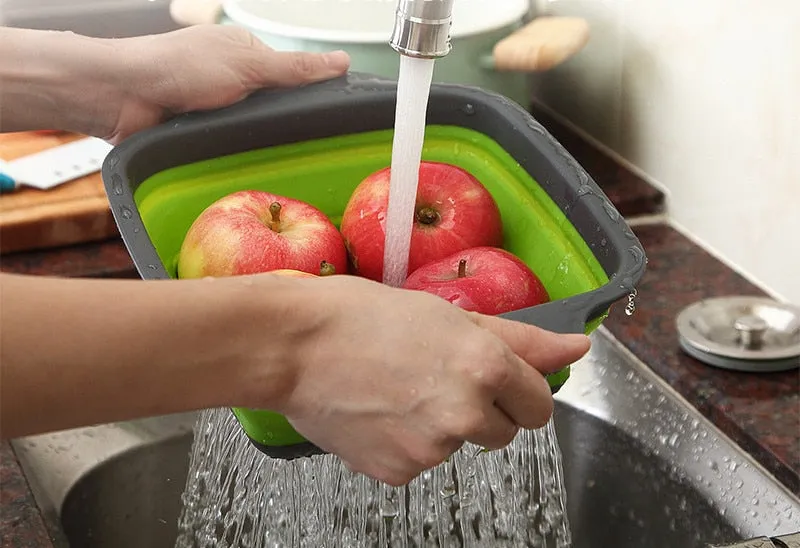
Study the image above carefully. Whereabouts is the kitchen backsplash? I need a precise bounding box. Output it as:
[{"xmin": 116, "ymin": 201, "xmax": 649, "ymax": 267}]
[{"xmin": 529, "ymin": 0, "xmax": 799, "ymax": 304}]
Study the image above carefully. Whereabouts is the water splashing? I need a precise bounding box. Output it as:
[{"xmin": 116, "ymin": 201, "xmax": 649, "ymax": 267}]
[
  {"xmin": 176, "ymin": 409, "xmax": 572, "ymax": 547},
  {"xmin": 382, "ymin": 55, "xmax": 436, "ymax": 287}
]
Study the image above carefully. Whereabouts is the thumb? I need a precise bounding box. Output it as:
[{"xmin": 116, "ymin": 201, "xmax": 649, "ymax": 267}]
[
  {"xmin": 254, "ymin": 50, "xmax": 351, "ymax": 88},
  {"xmin": 469, "ymin": 313, "xmax": 591, "ymax": 375}
]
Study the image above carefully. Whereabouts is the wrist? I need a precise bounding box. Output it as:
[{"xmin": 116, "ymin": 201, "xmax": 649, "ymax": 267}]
[
  {"xmin": 207, "ymin": 274, "xmax": 327, "ymax": 413},
  {"xmin": 0, "ymin": 27, "xmax": 125, "ymax": 136}
]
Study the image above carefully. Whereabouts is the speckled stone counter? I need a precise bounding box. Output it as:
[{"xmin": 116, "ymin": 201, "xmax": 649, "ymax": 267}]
[{"xmin": 0, "ymin": 443, "xmax": 54, "ymax": 548}]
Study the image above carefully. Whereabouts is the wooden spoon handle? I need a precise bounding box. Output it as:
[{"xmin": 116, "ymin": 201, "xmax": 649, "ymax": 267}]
[
  {"xmin": 492, "ymin": 16, "xmax": 590, "ymax": 72},
  {"xmin": 169, "ymin": 0, "xmax": 223, "ymax": 26}
]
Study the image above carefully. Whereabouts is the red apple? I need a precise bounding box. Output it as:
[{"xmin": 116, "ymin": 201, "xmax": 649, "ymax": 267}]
[
  {"xmin": 177, "ymin": 190, "xmax": 347, "ymax": 279},
  {"xmin": 339, "ymin": 161, "xmax": 503, "ymax": 282},
  {"xmin": 402, "ymin": 247, "xmax": 549, "ymax": 315}
]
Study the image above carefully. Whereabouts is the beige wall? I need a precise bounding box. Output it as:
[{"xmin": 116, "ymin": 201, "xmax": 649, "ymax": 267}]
[{"xmin": 530, "ymin": 0, "xmax": 799, "ymax": 303}]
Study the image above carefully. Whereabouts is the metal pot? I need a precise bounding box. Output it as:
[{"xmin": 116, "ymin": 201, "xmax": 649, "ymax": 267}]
[{"xmin": 212, "ymin": 0, "xmax": 588, "ymax": 107}]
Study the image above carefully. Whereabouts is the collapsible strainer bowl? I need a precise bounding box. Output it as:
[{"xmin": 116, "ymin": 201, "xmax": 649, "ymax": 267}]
[{"xmin": 102, "ymin": 72, "xmax": 647, "ymax": 459}]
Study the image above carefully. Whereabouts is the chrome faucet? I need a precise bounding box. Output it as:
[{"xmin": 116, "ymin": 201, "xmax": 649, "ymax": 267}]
[{"xmin": 389, "ymin": 0, "xmax": 455, "ymax": 58}]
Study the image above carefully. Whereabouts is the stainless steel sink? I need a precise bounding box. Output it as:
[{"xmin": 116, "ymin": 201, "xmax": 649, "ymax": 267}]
[{"xmin": 12, "ymin": 327, "xmax": 800, "ymax": 548}]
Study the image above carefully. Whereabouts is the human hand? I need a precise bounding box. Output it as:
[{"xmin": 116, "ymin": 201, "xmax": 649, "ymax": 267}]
[
  {"xmin": 268, "ymin": 274, "xmax": 590, "ymax": 486},
  {"xmin": 0, "ymin": 25, "xmax": 349, "ymax": 141},
  {"xmin": 105, "ymin": 25, "xmax": 350, "ymax": 143}
]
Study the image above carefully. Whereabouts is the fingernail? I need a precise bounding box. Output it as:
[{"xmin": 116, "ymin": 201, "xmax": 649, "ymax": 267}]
[{"xmin": 324, "ymin": 50, "xmax": 351, "ymax": 71}]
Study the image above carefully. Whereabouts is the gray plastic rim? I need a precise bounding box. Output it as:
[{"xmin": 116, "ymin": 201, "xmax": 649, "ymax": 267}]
[{"xmin": 102, "ymin": 71, "xmax": 647, "ymax": 337}]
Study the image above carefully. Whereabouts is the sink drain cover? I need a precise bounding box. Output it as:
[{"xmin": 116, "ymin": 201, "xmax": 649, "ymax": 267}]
[{"xmin": 676, "ymin": 296, "xmax": 800, "ymax": 373}]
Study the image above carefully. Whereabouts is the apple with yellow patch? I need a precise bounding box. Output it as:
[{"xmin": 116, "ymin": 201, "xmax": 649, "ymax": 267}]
[
  {"xmin": 339, "ymin": 161, "xmax": 503, "ymax": 282},
  {"xmin": 177, "ymin": 190, "xmax": 348, "ymax": 279}
]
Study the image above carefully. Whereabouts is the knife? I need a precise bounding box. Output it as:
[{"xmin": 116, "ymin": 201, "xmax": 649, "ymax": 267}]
[{"xmin": 0, "ymin": 136, "xmax": 114, "ymax": 193}]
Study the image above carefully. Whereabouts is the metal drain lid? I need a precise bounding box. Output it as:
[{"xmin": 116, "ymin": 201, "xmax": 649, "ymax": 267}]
[{"xmin": 676, "ymin": 296, "xmax": 800, "ymax": 373}]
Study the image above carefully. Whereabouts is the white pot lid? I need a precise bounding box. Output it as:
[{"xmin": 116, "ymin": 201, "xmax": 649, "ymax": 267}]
[{"xmin": 222, "ymin": 0, "xmax": 529, "ymax": 43}]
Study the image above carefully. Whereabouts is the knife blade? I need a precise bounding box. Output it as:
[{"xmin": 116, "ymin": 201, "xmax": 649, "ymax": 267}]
[{"xmin": 0, "ymin": 136, "xmax": 114, "ymax": 193}]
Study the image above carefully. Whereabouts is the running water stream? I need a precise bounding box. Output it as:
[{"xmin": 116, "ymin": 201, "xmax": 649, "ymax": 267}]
[
  {"xmin": 382, "ymin": 55, "xmax": 436, "ymax": 287},
  {"xmin": 176, "ymin": 409, "xmax": 572, "ymax": 547},
  {"xmin": 175, "ymin": 50, "xmax": 573, "ymax": 548}
]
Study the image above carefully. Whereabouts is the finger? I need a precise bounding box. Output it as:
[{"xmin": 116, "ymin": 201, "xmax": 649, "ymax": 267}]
[
  {"xmin": 254, "ymin": 50, "xmax": 351, "ymax": 88},
  {"xmin": 461, "ymin": 404, "xmax": 520, "ymax": 450},
  {"xmin": 493, "ymin": 352, "xmax": 555, "ymax": 430},
  {"xmin": 469, "ymin": 313, "xmax": 590, "ymax": 375},
  {"xmin": 345, "ymin": 456, "xmax": 417, "ymax": 487}
]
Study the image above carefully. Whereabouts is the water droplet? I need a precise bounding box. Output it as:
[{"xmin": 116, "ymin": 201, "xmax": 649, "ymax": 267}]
[
  {"xmin": 111, "ymin": 174, "xmax": 124, "ymax": 196},
  {"xmin": 439, "ymin": 482, "xmax": 456, "ymax": 498},
  {"xmin": 147, "ymin": 264, "xmax": 157, "ymax": 270},
  {"xmin": 380, "ymin": 498, "xmax": 399, "ymax": 518},
  {"xmin": 603, "ymin": 201, "xmax": 620, "ymax": 221},
  {"xmin": 667, "ymin": 433, "xmax": 679, "ymax": 447},
  {"xmin": 120, "ymin": 206, "xmax": 132, "ymax": 219},
  {"xmin": 461, "ymin": 103, "xmax": 475, "ymax": 115}
]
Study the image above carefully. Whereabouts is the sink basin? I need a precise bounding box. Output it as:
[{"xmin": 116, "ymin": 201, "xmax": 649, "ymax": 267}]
[{"xmin": 12, "ymin": 328, "xmax": 799, "ymax": 547}]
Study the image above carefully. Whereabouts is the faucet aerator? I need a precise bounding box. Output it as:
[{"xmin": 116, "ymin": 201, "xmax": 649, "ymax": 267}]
[{"xmin": 389, "ymin": 0, "xmax": 455, "ymax": 58}]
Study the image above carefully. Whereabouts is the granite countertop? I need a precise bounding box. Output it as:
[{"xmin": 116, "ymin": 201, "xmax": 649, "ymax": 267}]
[{"xmin": 1, "ymin": 112, "xmax": 797, "ymax": 547}]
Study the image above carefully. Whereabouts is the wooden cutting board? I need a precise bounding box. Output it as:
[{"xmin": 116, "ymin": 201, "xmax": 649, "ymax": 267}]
[{"xmin": 0, "ymin": 131, "xmax": 120, "ymax": 255}]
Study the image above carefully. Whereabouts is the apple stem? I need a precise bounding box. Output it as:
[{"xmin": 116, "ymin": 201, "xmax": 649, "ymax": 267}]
[
  {"xmin": 416, "ymin": 207, "xmax": 440, "ymax": 226},
  {"xmin": 458, "ymin": 259, "xmax": 467, "ymax": 278},
  {"xmin": 269, "ymin": 202, "xmax": 282, "ymax": 232},
  {"xmin": 320, "ymin": 261, "xmax": 336, "ymax": 276}
]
